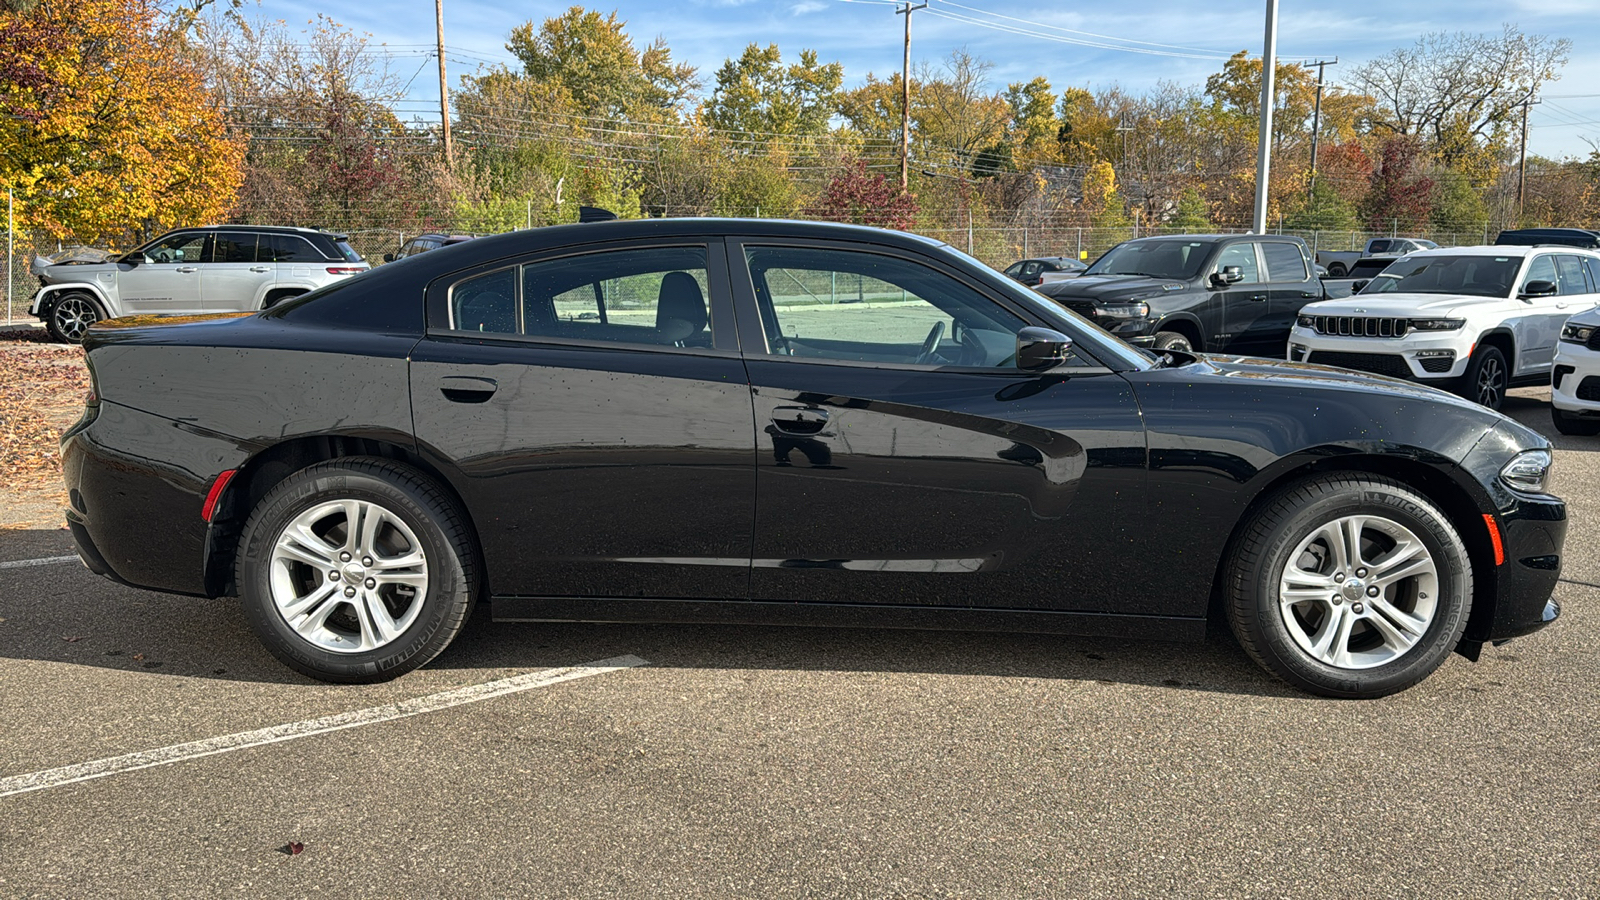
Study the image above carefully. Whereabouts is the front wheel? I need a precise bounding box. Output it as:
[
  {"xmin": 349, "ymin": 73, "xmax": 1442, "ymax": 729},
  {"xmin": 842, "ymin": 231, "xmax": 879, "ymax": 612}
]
[
  {"xmin": 235, "ymin": 458, "xmax": 477, "ymax": 682},
  {"xmin": 47, "ymin": 292, "xmax": 104, "ymax": 343},
  {"xmin": 1224, "ymin": 473, "xmax": 1472, "ymax": 698},
  {"xmin": 1462, "ymin": 345, "xmax": 1508, "ymax": 410},
  {"xmin": 1152, "ymin": 331, "xmax": 1194, "ymax": 352}
]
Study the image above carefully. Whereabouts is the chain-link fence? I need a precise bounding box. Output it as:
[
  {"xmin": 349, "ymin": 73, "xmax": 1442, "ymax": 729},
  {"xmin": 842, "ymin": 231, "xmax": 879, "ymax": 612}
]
[{"xmin": 0, "ymin": 214, "xmax": 1525, "ymax": 326}]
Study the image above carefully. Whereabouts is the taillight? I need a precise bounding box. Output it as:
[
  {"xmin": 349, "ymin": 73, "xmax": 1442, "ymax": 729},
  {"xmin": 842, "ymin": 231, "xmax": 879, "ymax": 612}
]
[{"xmin": 326, "ymin": 266, "xmax": 365, "ymax": 275}]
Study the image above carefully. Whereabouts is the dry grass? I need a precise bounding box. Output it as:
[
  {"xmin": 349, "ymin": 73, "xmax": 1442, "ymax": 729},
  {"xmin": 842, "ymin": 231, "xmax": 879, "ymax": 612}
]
[{"xmin": 0, "ymin": 330, "xmax": 90, "ymax": 526}]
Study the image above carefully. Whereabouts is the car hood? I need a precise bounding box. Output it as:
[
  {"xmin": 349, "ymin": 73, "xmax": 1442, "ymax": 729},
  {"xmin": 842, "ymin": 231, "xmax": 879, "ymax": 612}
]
[
  {"xmin": 1038, "ymin": 274, "xmax": 1193, "ymax": 303},
  {"xmin": 1176, "ymin": 352, "xmax": 1500, "ymax": 419},
  {"xmin": 39, "ymin": 261, "xmax": 120, "ymax": 282},
  {"xmin": 1301, "ymin": 291, "xmax": 1508, "ymax": 317}
]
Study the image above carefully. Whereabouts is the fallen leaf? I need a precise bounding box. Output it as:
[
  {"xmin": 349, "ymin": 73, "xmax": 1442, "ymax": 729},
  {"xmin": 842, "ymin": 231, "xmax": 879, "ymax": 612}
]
[
  {"xmin": 287, "ymin": 841, "xmax": 304, "ymax": 856},
  {"xmin": 62, "ymin": 635, "xmax": 82, "ymax": 642},
  {"xmin": 131, "ymin": 653, "xmax": 144, "ymax": 661}
]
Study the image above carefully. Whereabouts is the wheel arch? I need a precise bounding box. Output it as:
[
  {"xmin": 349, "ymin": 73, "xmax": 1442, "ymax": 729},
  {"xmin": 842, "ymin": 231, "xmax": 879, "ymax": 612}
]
[
  {"xmin": 1475, "ymin": 328, "xmax": 1516, "ymax": 372},
  {"xmin": 36, "ymin": 282, "xmax": 112, "ymax": 315},
  {"xmin": 1155, "ymin": 314, "xmax": 1205, "ymax": 351},
  {"xmin": 205, "ymin": 434, "xmax": 484, "ymax": 599},
  {"xmin": 1208, "ymin": 451, "xmax": 1500, "ymax": 656}
]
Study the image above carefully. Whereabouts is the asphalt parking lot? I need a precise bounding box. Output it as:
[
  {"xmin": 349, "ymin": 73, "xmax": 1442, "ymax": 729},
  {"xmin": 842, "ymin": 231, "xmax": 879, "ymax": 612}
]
[{"xmin": 1, "ymin": 387, "xmax": 1597, "ymax": 897}]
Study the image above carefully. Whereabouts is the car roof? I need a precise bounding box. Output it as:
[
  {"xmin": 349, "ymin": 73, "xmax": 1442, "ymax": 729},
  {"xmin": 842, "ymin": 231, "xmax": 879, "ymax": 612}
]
[
  {"xmin": 1401, "ymin": 245, "xmax": 1600, "ymax": 259},
  {"xmin": 1121, "ymin": 234, "xmax": 1298, "ymax": 243}
]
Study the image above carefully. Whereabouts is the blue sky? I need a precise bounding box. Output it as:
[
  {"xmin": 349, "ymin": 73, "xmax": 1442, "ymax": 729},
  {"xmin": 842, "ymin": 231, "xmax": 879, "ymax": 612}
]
[{"xmin": 263, "ymin": 0, "xmax": 1600, "ymax": 160}]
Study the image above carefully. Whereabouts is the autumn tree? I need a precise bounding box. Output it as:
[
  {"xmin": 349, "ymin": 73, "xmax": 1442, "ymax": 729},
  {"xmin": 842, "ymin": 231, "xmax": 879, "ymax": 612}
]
[
  {"xmin": 1, "ymin": 0, "xmax": 244, "ymax": 243},
  {"xmin": 1361, "ymin": 136, "xmax": 1434, "ymax": 231},
  {"xmin": 507, "ymin": 6, "xmax": 697, "ymax": 123},
  {"xmin": 702, "ymin": 44, "xmax": 843, "ymax": 148},
  {"xmin": 813, "ymin": 160, "xmax": 916, "ymax": 230}
]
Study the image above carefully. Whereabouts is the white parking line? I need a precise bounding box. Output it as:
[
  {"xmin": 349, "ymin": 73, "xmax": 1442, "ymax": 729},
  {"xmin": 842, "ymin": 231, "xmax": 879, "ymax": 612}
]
[
  {"xmin": 0, "ymin": 654, "xmax": 648, "ymax": 799},
  {"xmin": 0, "ymin": 555, "xmax": 79, "ymax": 570}
]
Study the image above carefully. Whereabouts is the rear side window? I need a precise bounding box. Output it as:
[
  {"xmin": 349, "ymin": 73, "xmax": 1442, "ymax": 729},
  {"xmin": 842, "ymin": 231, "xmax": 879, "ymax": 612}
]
[
  {"xmin": 209, "ymin": 233, "xmax": 257, "ymax": 263},
  {"xmin": 1261, "ymin": 242, "xmax": 1308, "ymax": 282},
  {"xmin": 447, "ymin": 245, "xmax": 714, "ymax": 349},
  {"xmin": 1586, "ymin": 258, "xmax": 1600, "ymax": 291},
  {"xmin": 1555, "ymin": 255, "xmax": 1591, "ymax": 295},
  {"xmin": 259, "ymin": 234, "xmax": 325, "ymax": 263}
]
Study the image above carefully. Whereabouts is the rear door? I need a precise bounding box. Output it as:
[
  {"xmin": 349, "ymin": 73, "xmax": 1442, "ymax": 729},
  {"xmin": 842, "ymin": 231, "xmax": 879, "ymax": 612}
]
[
  {"xmin": 730, "ymin": 238, "xmax": 1148, "ymax": 613},
  {"xmin": 117, "ymin": 232, "xmax": 207, "ymax": 313},
  {"xmin": 201, "ymin": 232, "xmax": 275, "ymax": 311},
  {"xmin": 1216, "ymin": 241, "xmax": 1276, "ymax": 355},
  {"xmin": 409, "ymin": 238, "xmax": 755, "ymax": 600},
  {"xmin": 1261, "ymin": 240, "xmax": 1320, "ymax": 358}
]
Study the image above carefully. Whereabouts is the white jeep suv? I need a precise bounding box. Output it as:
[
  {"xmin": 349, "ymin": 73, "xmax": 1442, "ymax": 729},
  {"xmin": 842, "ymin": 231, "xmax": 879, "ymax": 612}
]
[
  {"xmin": 1286, "ymin": 246, "xmax": 1600, "ymax": 409},
  {"xmin": 31, "ymin": 225, "xmax": 369, "ymax": 343}
]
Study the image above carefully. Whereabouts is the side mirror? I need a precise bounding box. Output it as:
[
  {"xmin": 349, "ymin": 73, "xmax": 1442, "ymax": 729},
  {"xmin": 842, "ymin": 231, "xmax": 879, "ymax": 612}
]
[
  {"xmin": 1351, "ymin": 279, "xmax": 1370, "ymax": 293},
  {"xmin": 1519, "ymin": 280, "xmax": 1557, "ymax": 299},
  {"xmin": 122, "ymin": 252, "xmax": 144, "ymax": 266},
  {"xmin": 1211, "ymin": 265, "xmax": 1243, "ymax": 287},
  {"xmin": 1016, "ymin": 326, "xmax": 1073, "ymax": 371},
  {"xmin": 383, "ymin": 252, "xmax": 396, "ymax": 263}
]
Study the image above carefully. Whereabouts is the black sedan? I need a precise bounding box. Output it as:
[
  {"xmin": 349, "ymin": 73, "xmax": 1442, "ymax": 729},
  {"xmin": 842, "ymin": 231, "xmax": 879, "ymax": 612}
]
[{"xmin": 62, "ymin": 218, "xmax": 1565, "ymax": 698}]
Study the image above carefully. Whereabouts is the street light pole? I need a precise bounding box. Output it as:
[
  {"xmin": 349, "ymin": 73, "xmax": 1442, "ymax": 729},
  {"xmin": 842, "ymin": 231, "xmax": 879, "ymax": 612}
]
[{"xmin": 1251, "ymin": 0, "xmax": 1279, "ymax": 234}]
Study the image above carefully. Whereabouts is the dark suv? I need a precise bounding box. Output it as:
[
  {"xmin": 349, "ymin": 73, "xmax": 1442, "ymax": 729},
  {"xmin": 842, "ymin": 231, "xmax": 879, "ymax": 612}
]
[{"xmin": 1035, "ymin": 234, "xmax": 1326, "ymax": 356}]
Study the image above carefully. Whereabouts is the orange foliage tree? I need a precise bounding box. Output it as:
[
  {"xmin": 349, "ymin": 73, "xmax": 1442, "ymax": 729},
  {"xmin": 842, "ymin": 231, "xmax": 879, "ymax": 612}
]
[{"xmin": 0, "ymin": 0, "xmax": 244, "ymax": 244}]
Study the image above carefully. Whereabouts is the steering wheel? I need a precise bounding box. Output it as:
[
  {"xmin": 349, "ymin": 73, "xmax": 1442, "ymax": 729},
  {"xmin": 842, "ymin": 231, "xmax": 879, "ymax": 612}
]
[{"xmin": 915, "ymin": 320, "xmax": 946, "ymax": 364}]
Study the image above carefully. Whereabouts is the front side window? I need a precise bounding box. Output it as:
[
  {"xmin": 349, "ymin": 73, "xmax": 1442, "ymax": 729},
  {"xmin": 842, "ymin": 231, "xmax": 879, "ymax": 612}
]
[
  {"xmin": 744, "ymin": 245, "xmax": 1050, "ymax": 368},
  {"xmin": 448, "ymin": 245, "xmax": 713, "ymax": 348},
  {"xmin": 1521, "ymin": 255, "xmax": 1558, "ymax": 293},
  {"xmin": 1260, "ymin": 242, "xmax": 1308, "ymax": 282},
  {"xmin": 142, "ymin": 233, "xmax": 207, "ymax": 265},
  {"xmin": 1215, "ymin": 243, "xmax": 1261, "ymax": 283}
]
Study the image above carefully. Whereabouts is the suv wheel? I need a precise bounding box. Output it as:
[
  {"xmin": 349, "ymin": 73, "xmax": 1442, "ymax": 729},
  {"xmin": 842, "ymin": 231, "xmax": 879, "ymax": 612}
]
[
  {"xmin": 1463, "ymin": 345, "xmax": 1508, "ymax": 410},
  {"xmin": 1224, "ymin": 473, "xmax": 1471, "ymax": 698},
  {"xmin": 47, "ymin": 292, "xmax": 104, "ymax": 344}
]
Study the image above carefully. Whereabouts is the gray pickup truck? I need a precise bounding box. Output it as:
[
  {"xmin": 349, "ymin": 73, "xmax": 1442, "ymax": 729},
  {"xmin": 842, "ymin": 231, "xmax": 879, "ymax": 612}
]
[
  {"xmin": 1316, "ymin": 237, "xmax": 1438, "ymax": 277},
  {"xmin": 1034, "ymin": 233, "xmax": 1339, "ymax": 357}
]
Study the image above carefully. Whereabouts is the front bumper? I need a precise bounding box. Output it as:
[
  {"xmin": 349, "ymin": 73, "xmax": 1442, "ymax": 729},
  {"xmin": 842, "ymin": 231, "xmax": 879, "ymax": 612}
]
[
  {"xmin": 1286, "ymin": 326, "xmax": 1469, "ymax": 382},
  {"xmin": 1476, "ymin": 492, "xmax": 1566, "ymax": 642},
  {"xmin": 1551, "ymin": 341, "xmax": 1600, "ymax": 413}
]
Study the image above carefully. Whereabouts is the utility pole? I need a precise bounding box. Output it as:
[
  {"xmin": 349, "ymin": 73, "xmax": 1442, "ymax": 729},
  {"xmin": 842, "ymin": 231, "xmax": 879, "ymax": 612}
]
[
  {"xmin": 1115, "ymin": 112, "xmax": 1134, "ymax": 162},
  {"xmin": 1304, "ymin": 58, "xmax": 1336, "ymax": 199},
  {"xmin": 436, "ymin": 0, "xmax": 452, "ymax": 166},
  {"xmin": 897, "ymin": 2, "xmax": 927, "ymax": 190},
  {"xmin": 1251, "ymin": 0, "xmax": 1279, "ymax": 234},
  {"xmin": 1516, "ymin": 97, "xmax": 1540, "ymax": 222}
]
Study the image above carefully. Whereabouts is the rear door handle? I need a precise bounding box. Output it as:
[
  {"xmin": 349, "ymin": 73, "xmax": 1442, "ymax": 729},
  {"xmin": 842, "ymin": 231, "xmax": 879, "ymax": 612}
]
[
  {"xmin": 440, "ymin": 375, "xmax": 498, "ymax": 403},
  {"xmin": 770, "ymin": 406, "xmax": 828, "ymax": 436},
  {"xmin": 1248, "ymin": 294, "xmax": 1267, "ymax": 302},
  {"xmin": 176, "ymin": 266, "xmax": 198, "ymax": 274}
]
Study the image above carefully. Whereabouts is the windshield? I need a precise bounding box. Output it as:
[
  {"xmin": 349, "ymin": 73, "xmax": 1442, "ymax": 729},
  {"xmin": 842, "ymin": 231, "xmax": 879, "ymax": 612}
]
[
  {"xmin": 1358, "ymin": 255, "xmax": 1519, "ymax": 298},
  {"xmin": 1084, "ymin": 240, "xmax": 1213, "ymax": 279}
]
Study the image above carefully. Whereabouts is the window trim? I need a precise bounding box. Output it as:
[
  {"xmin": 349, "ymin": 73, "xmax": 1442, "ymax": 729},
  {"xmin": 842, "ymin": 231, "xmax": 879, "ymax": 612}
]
[
  {"xmin": 424, "ymin": 238, "xmax": 740, "ymax": 356},
  {"xmin": 725, "ymin": 236, "xmax": 1115, "ymax": 373}
]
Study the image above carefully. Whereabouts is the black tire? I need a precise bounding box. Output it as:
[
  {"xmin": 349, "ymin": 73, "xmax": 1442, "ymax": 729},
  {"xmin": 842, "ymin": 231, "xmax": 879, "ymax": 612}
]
[
  {"xmin": 1327, "ymin": 262, "xmax": 1348, "ymax": 277},
  {"xmin": 1551, "ymin": 406, "xmax": 1600, "ymax": 436},
  {"xmin": 235, "ymin": 457, "xmax": 477, "ymax": 683},
  {"xmin": 1223, "ymin": 473, "xmax": 1472, "ymax": 699},
  {"xmin": 1152, "ymin": 331, "xmax": 1195, "ymax": 352},
  {"xmin": 1461, "ymin": 345, "xmax": 1508, "ymax": 410},
  {"xmin": 262, "ymin": 290, "xmax": 305, "ymax": 309},
  {"xmin": 46, "ymin": 291, "xmax": 104, "ymax": 344}
]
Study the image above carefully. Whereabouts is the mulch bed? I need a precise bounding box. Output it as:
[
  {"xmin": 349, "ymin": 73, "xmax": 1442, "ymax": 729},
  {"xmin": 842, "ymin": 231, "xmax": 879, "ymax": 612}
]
[{"xmin": 0, "ymin": 331, "xmax": 90, "ymax": 498}]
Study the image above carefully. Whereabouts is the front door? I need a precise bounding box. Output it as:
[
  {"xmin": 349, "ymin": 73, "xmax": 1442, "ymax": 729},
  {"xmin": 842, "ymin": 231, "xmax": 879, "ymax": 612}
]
[
  {"xmin": 731, "ymin": 240, "xmax": 1148, "ymax": 612},
  {"xmin": 118, "ymin": 232, "xmax": 207, "ymax": 313},
  {"xmin": 409, "ymin": 240, "xmax": 755, "ymax": 600}
]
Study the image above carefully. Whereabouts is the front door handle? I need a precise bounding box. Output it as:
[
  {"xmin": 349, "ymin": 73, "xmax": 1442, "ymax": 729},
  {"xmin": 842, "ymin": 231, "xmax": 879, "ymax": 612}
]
[
  {"xmin": 250, "ymin": 266, "xmax": 270, "ymax": 273},
  {"xmin": 176, "ymin": 266, "xmax": 198, "ymax": 274},
  {"xmin": 770, "ymin": 406, "xmax": 828, "ymax": 436},
  {"xmin": 440, "ymin": 375, "xmax": 498, "ymax": 403},
  {"xmin": 1247, "ymin": 293, "xmax": 1267, "ymax": 302}
]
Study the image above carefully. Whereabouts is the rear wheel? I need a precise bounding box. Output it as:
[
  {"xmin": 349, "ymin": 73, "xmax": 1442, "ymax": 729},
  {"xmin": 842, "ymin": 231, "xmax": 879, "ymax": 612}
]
[
  {"xmin": 1552, "ymin": 406, "xmax": 1600, "ymax": 436},
  {"xmin": 1327, "ymin": 262, "xmax": 1348, "ymax": 277},
  {"xmin": 235, "ymin": 458, "xmax": 477, "ymax": 682},
  {"xmin": 1224, "ymin": 473, "xmax": 1471, "ymax": 698},
  {"xmin": 47, "ymin": 292, "xmax": 103, "ymax": 343}
]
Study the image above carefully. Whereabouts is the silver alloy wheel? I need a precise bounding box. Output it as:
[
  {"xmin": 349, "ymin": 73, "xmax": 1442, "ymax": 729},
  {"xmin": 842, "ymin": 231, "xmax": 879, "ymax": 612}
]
[
  {"xmin": 1475, "ymin": 355, "xmax": 1506, "ymax": 407},
  {"xmin": 52, "ymin": 295, "xmax": 100, "ymax": 342},
  {"xmin": 1277, "ymin": 514, "xmax": 1439, "ymax": 669},
  {"xmin": 269, "ymin": 499, "xmax": 429, "ymax": 653}
]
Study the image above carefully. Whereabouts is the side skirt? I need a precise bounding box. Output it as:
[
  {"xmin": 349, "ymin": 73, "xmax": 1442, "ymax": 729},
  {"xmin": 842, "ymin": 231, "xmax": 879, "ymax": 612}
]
[{"xmin": 490, "ymin": 596, "xmax": 1207, "ymax": 642}]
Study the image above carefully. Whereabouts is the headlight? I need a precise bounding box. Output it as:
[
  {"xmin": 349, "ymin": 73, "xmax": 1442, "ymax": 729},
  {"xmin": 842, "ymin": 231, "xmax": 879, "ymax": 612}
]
[
  {"xmin": 1500, "ymin": 449, "xmax": 1554, "ymax": 494},
  {"xmin": 1408, "ymin": 318, "xmax": 1466, "ymax": 331},
  {"xmin": 1560, "ymin": 322, "xmax": 1595, "ymax": 344},
  {"xmin": 1296, "ymin": 313, "xmax": 1315, "ymax": 328},
  {"xmin": 1097, "ymin": 301, "xmax": 1149, "ymax": 318}
]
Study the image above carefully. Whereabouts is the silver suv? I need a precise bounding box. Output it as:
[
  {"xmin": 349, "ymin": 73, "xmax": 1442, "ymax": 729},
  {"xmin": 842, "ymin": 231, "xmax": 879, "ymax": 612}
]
[{"xmin": 30, "ymin": 226, "xmax": 369, "ymax": 342}]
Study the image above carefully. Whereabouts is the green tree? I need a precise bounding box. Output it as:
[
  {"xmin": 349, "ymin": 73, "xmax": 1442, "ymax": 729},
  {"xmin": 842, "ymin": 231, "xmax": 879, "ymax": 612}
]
[
  {"xmin": 1168, "ymin": 189, "xmax": 1210, "ymax": 229},
  {"xmin": 1286, "ymin": 180, "xmax": 1359, "ymax": 232},
  {"xmin": 506, "ymin": 6, "xmax": 697, "ymax": 121},
  {"xmin": 1004, "ymin": 76, "xmax": 1059, "ymax": 161},
  {"xmin": 702, "ymin": 44, "xmax": 842, "ymax": 147}
]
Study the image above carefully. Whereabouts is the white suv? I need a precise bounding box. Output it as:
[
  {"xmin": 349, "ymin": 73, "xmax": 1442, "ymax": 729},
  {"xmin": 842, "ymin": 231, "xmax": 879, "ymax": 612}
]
[
  {"xmin": 1286, "ymin": 246, "xmax": 1600, "ymax": 409},
  {"xmin": 1550, "ymin": 306, "xmax": 1600, "ymax": 435},
  {"xmin": 30, "ymin": 225, "xmax": 369, "ymax": 342}
]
